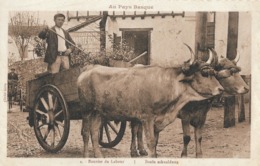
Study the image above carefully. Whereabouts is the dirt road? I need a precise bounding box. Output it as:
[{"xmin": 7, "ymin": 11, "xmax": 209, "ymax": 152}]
[{"xmin": 7, "ymin": 104, "xmax": 250, "ymax": 158}]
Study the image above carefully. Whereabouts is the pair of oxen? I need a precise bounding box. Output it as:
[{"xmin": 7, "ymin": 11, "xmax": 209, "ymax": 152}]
[{"xmin": 77, "ymin": 45, "xmax": 249, "ymax": 158}]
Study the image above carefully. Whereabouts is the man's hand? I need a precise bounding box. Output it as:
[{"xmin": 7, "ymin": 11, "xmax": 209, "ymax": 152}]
[
  {"xmin": 43, "ymin": 25, "xmax": 49, "ymax": 32},
  {"xmin": 64, "ymin": 48, "xmax": 72, "ymax": 56},
  {"xmin": 39, "ymin": 25, "xmax": 49, "ymax": 39}
]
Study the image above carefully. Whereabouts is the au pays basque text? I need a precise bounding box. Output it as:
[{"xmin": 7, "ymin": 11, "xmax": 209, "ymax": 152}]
[{"xmin": 109, "ymin": 5, "xmax": 154, "ymax": 10}]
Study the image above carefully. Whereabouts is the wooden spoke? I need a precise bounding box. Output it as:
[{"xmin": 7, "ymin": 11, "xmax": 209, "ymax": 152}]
[
  {"xmin": 36, "ymin": 109, "xmax": 48, "ymax": 116},
  {"xmin": 53, "ymin": 97, "xmax": 57, "ymax": 111},
  {"xmin": 48, "ymin": 92, "xmax": 53, "ymax": 110},
  {"xmin": 107, "ymin": 121, "xmax": 119, "ymax": 135},
  {"xmin": 40, "ymin": 97, "xmax": 49, "ymax": 111},
  {"xmin": 54, "ymin": 110, "xmax": 63, "ymax": 118},
  {"xmin": 56, "ymin": 121, "xmax": 64, "ymax": 128},
  {"xmin": 54, "ymin": 125, "xmax": 62, "ymax": 139},
  {"xmin": 43, "ymin": 127, "xmax": 50, "ymax": 141},
  {"xmin": 37, "ymin": 123, "xmax": 47, "ymax": 129},
  {"xmin": 104, "ymin": 124, "xmax": 111, "ymax": 143},
  {"xmin": 51, "ymin": 129, "xmax": 55, "ymax": 147}
]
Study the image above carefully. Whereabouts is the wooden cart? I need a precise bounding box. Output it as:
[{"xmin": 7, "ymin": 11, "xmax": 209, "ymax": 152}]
[{"xmin": 26, "ymin": 66, "xmax": 126, "ymax": 153}]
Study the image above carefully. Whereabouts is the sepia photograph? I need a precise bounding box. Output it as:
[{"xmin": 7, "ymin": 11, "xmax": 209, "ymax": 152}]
[
  {"xmin": 6, "ymin": 10, "xmax": 251, "ymax": 159},
  {"xmin": 1, "ymin": 0, "xmax": 260, "ymax": 165}
]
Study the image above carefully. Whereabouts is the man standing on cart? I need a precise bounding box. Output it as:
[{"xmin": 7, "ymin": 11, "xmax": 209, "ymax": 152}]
[{"xmin": 38, "ymin": 13, "xmax": 75, "ymax": 74}]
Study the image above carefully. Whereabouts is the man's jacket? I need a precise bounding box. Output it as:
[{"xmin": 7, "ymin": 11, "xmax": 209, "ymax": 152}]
[
  {"xmin": 8, "ymin": 72, "xmax": 18, "ymax": 80},
  {"xmin": 38, "ymin": 26, "xmax": 75, "ymax": 64}
]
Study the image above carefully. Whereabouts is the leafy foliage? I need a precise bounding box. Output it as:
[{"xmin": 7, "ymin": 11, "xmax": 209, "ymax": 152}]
[
  {"xmin": 70, "ymin": 34, "xmax": 135, "ymax": 67},
  {"xmin": 9, "ymin": 58, "xmax": 47, "ymax": 102},
  {"xmin": 106, "ymin": 34, "xmax": 135, "ymax": 62}
]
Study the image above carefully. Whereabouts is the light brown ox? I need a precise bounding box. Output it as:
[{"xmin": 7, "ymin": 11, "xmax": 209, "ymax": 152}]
[{"xmin": 77, "ymin": 49, "xmax": 224, "ymax": 157}]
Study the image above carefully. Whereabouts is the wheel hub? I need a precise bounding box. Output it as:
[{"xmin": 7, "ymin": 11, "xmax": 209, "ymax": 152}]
[
  {"xmin": 48, "ymin": 109, "xmax": 55, "ymax": 126},
  {"xmin": 41, "ymin": 114, "xmax": 47, "ymax": 124}
]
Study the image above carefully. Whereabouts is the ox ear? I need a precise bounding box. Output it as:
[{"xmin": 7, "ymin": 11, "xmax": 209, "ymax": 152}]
[{"xmin": 178, "ymin": 73, "xmax": 194, "ymax": 83}]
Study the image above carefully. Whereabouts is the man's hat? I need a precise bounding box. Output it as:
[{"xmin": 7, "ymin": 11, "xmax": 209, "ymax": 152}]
[{"xmin": 54, "ymin": 13, "xmax": 66, "ymax": 20}]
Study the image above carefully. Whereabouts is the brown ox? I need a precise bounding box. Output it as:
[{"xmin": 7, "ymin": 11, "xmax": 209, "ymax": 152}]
[
  {"xmin": 179, "ymin": 51, "xmax": 249, "ymax": 158},
  {"xmin": 77, "ymin": 49, "xmax": 224, "ymax": 157},
  {"xmin": 130, "ymin": 50, "xmax": 249, "ymax": 158}
]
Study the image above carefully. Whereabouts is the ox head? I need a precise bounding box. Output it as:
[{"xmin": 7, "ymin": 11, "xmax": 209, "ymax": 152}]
[
  {"xmin": 179, "ymin": 44, "xmax": 224, "ymax": 99},
  {"xmin": 211, "ymin": 50, "xmax": 249, "ymax": 95}
]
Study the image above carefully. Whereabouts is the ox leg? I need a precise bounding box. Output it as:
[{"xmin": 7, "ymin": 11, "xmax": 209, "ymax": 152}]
[
  {"xmin": 154, "ymin": 130, "xmax": 160, "ymax": 153},
  {"xmin": 130, "ymin": 121, "xmax": 139, "ymax": 157},
  {"xmin": 137, "ymin": 123, "xmax": 148, "ymax": 156},
  {"xmin": 194, "ymin": 127, "xmax": 203, "ymax": 158},
  {"xmin": 90, "ymin": 112, "xmax": 103, "ymax": 158},
  {"xmin": 143, "ymin": 120, "xmax": 157, "ymax": 157},
  {"xmin": 181, "ymin": 119, "xmax": 191, "ymax": 157},
  {"xmin": 81, "ymin": 113, "xmax": 90, "ymax": 157}
]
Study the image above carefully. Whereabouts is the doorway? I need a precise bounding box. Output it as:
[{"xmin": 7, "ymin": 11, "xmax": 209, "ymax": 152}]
[{"xmin": 121, "ymin": 28, "xmax": 152, "ymax": 65}]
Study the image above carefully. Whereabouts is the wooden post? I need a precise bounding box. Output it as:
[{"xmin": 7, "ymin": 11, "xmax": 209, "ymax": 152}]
[
  {"xmin": 195, "ymin": 12, "xmax": 208, "ymax": 60},
  {"xmin": 238, "ymin": 75, "xmax": 250, "ymax": 123},
  {"xmin": 224, "ymin": 96, "xmax": 236, "ymax": 128},
  {"xmin": 249, "ymin": 75, "xmax": 251, "ymax": 123},
  {"xmin": 224, "ymin": 12, "xmax": 239, "ymax": 128},
  {"xmin": 226, "ymin": 12, "xmax": 239, "ymax": 60},
  {"xmin": 76, "ymin": 11, "xmax": 79, "ymax": 21},
  {"xmin": 99, "ymin": 11, "xmax": 108, "ymax": 54},
  {"xmin": 238, "ymin": 94, "xmax": 245, "ymax": 122},
  {"xmin": 67, "ymin": 11, "xmax": 70, "ymax": 21}
]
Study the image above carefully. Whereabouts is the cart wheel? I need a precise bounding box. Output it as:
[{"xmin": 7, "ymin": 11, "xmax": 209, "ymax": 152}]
[
  {"xmin": 99, "ymin": 120, "xmax": 126, "ymax": 148},
  {"xmin": 33, "ymin": 85, "xmax": 70, "ymax": 153}
]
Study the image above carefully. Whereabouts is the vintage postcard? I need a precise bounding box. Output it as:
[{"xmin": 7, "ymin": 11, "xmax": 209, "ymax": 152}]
[{"xmin": 0, "ymin": 0, "xmax": 259, "ymax": 166}]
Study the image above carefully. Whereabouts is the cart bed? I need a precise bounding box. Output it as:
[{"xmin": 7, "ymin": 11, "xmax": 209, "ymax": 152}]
[{"xmin": 26, "ymin": 67, "xmax": 81, "ymax": 110}]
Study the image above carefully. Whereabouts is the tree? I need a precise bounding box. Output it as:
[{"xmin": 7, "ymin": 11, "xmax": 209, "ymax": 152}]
[{"xmin": 9, "ymin": 12, "xmax": 43, "ymax": 61}]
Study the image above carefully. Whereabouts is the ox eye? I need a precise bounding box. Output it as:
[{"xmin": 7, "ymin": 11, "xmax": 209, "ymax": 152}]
[
  {"xmin": 201, "ymin": 70, "xmax": 210, "ymax": 77},
  {"xmin": 201, "ymin": 72, "xmax": 209, "ymax": 77},
  {"xmin": 216, "ymin": 70, "xmax": 232, "ymax": 79},
  {"xmin": 230, "ymin": 67, "xmax": 240, "ymax": 74}
]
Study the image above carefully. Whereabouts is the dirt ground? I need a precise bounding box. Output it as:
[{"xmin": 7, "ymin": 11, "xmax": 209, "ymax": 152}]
[{"xmin": 7, "ymin": 104, "xmax": 250, "ymax": 158}]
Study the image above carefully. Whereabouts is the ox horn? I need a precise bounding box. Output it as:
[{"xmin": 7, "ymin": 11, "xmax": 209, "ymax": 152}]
[
  {"xmin": 234, "ymin": 49, "xmax": 240, "ymax": 63},
  {"xmin": 183, "ymin": 43, "xmax": 196, "ymax": 65},
  {"xmin": 209, "ymin": 48, "xmax": 219, "ymax": 63},
  {"xmin": 206, "ymin": 49, "xmax": 213, "ymax": 64}
]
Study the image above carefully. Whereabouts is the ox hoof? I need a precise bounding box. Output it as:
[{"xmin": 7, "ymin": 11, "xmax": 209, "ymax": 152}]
[
  {"xmin": 148, "ymin": 153, "xmax": 158, "ymax": 158},
  {"xmin": 181, "ymin": 152, "xmax": 188, "ymax": 158},
  {"xmin": 131, "ymin": 150, "xmax": 139, "ymax": 157},
  {"xmin": 94, "ymin": 151, "xmax": 103, "ymax": 158},
  {"xmin": 83, "ymin": 152, "xmax": 89, "ymax": 158},
  {"xmin": 196, "ymin": 153, "xmax": 202, "ymax": 158},
  {"xmin": 139, "ymin": 149, "xmax": 148, "ymax": 156}
]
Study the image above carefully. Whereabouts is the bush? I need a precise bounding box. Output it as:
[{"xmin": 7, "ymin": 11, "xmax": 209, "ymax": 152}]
[{"xmin": 70, "ymin": 35, "xmax": 135, "ymax": 67}]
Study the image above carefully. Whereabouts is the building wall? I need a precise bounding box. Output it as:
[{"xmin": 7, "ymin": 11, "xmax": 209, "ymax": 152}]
[
  {"xmin": 106, "ymin": 12, "xmax": 196, "ymax": 67},
  {"xmin": 106, "ymin": 12, "xmax": 251, "ymax": 75},
  {"xmin": 70, "ymin": 31, "xmax": 100, "ymax": 53},
  {"xmin": 64, "ymin": 19, "xmax": 101, "ymax": 53}
]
